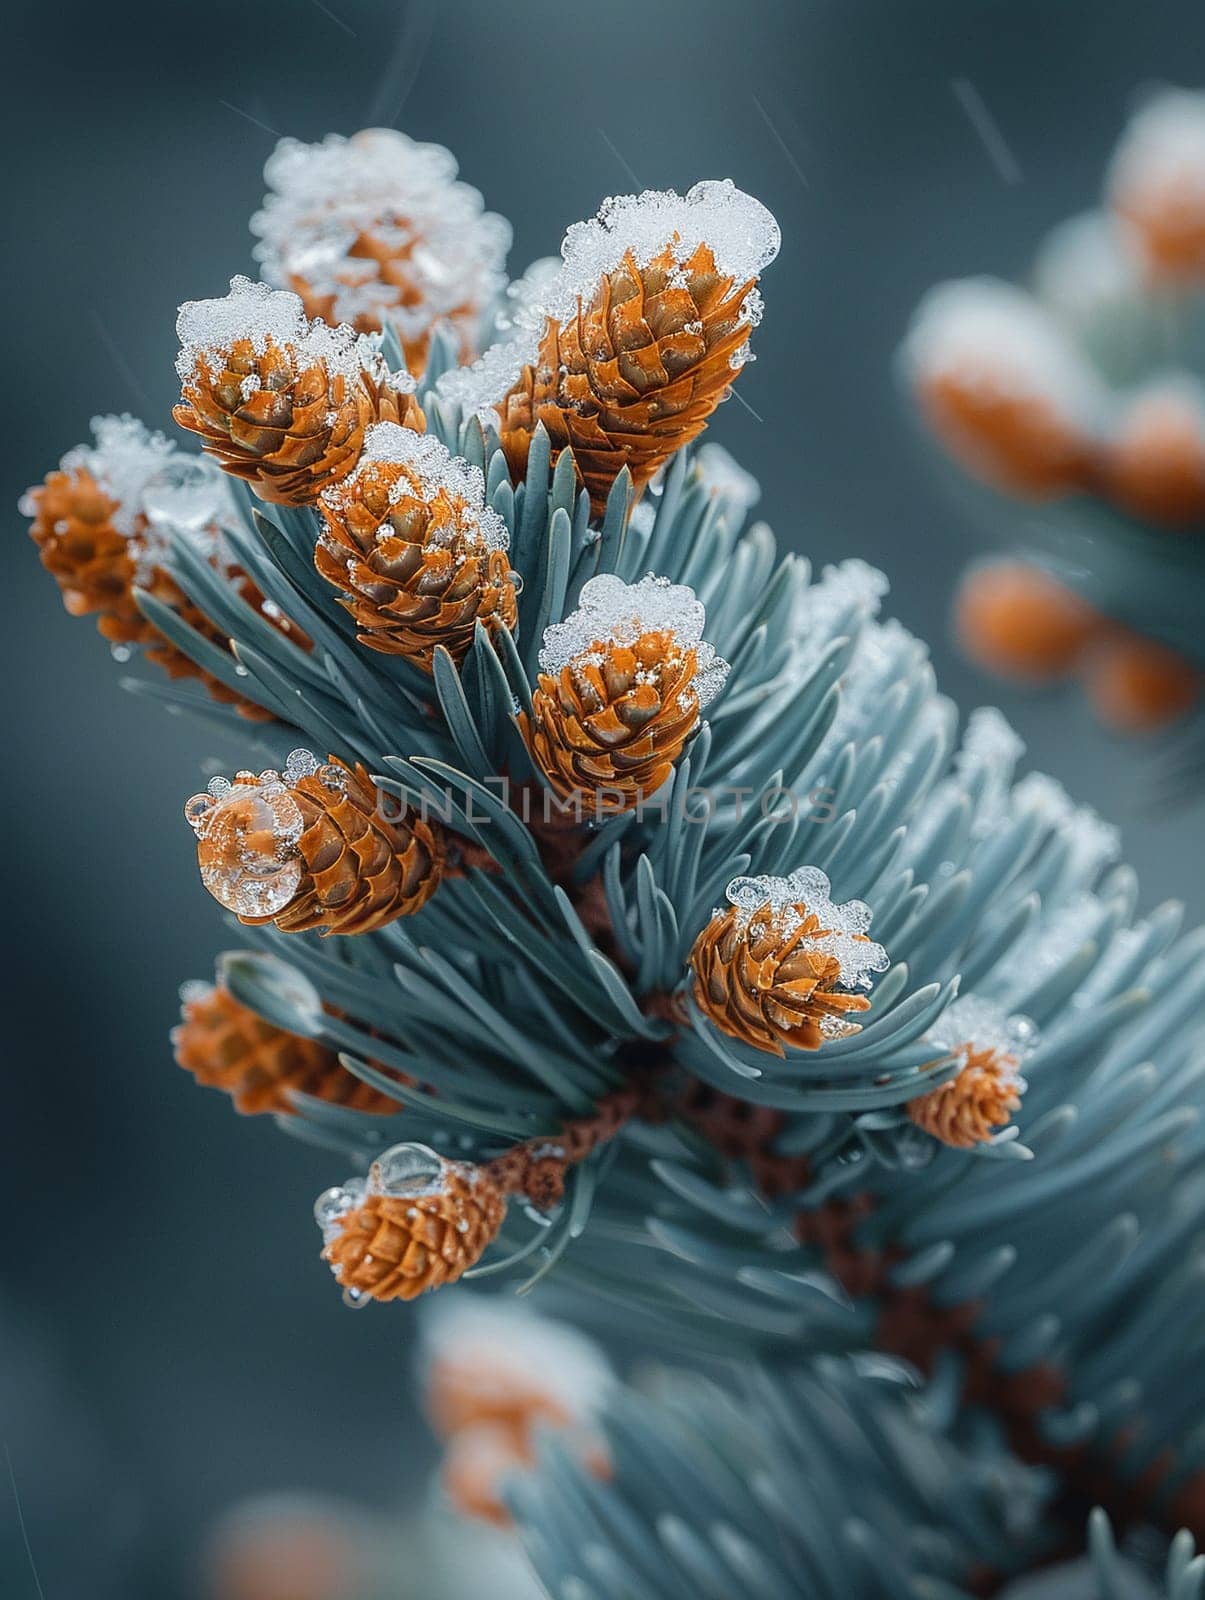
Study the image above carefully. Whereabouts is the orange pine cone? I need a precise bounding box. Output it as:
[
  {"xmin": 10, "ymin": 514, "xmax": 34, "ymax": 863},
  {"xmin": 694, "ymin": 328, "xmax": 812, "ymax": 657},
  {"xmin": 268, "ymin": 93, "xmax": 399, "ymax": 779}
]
[
  {"xmin": 455, "ymin": 181, "xmax": 779, "ymax": 517},
  {"xmin": 428, "ymin": 1358, "xmax": 570, "ymax": 1446},
  {"xmin": 205, "ymin": 1501, "xmax": 367, "ymax": 1600},
  {"xmin": 1083, "ymin": 631, "xmax": 1201, "ymax": 733},
  {"xmin": 316, "ymin": 1144, "xmax": 506, "ymax": 1304},
  {"xmin": 520, "ymin": 573, "xmax": 727, "ymax": 815},
  {"xmin": 316, "ymin": 423, "xmax": 517, "ymax": 668},
  {"xmin": 1109, "ymin": 90, "xmax": 1205, "ymax": 285},
  {"xmin": 173, "ymin": 978, "xmax": 399, "ymax": 1116},
  {"xmin": 955, "ymin": 560, "xmax": 1103, "ymax": 684},
  {"xmin": 251, "ymin": 129, "xmax": 511, "ymax": 377},
  {"xmin": 904, "ymin": 282, "xmax": 1101, "ymax": 498},
  {"xmin": 497, "ymin": 242, "xmax": 756, "ymax": 516},
  {"xmin": 917, "ymin": 370, "xmax": 1098, "ymax": 496},
  {"xmin": 23, "ymin": 419, "xmax": 288, "ymax": 721},
  {"xmin": 186, "ymin": 749, "xmax": 444, "ymax": 934},
  {"xmin": 1105, "ymin": 383, "xmax": 1205, "ymax": 527},
  {"xmin": 441, "ymin": 1423, "xmax": 532, "ymax": 1527},
  {"xmin": 173, "ymin": 278, "xmax": 423, "ymax": 506},
  {"xmin": 689, "ymin": 867, "xmax": 889, "ymax": 1057},
  {"xmin": 908, "ymin": 1044, "xmax": 1024, "ymax": 1149},
  {"xmin": 27, "ymin": 463, "xmax": 147, "ymax": 631}
]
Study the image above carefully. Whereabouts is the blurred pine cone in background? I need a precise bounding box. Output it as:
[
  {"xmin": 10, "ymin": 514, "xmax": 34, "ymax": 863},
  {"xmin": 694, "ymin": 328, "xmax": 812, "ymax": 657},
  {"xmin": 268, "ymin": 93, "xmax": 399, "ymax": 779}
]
[
  {"xmin": 174, "ymin": 277, "xmax": 422, "ymax": 506},
  {"xmin": 903, "ymin": 86, "xmax": 1205, "ymax": 743},
  {"xmin": 252, "ymin": 129, "xmax": 510, "ymax": 375},
  {"xmin": 23, "ymin": 414, "xmax": 296, "ymax": 720}
]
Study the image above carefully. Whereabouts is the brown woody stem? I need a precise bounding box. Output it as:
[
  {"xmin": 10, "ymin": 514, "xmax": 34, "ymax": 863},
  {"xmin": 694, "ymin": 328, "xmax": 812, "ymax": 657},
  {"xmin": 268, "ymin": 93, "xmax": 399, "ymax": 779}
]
[
  {"xmin": 795, "ymin": 1191, "xmax": 1205, "ymax": 1546},
  {"xmin": 484, "ymin": 1080, "xmax": 663, "ymax": 1210}
]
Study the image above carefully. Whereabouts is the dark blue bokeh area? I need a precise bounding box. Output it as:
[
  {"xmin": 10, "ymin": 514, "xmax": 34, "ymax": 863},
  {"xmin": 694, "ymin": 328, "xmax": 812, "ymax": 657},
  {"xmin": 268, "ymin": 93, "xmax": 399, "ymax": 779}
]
[{"xmin": 5, "ymin": 2, "xmax": 1205, "ymax": 1594}]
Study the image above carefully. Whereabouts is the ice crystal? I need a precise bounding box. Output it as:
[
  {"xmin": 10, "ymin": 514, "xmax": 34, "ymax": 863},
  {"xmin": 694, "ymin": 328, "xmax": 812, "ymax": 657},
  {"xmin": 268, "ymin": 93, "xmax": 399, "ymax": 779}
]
[
  {"xmin": 177, "ymin": 978, "xmax": 214, "ymax": 1006},
  {"xmin": 538, "ymin": 573, "xmax": 729, "ymax": 707},
  {"xmin": 791, "ymin": 560, "xmax": 923, "ymax": 750},
  {"xmin": 437, "ymin": 180, "xmax": 779, "ymax": 417},
  {"xmin": 1012, "ymin": 770, "xmax": 1121, "ymax": 874},
  {"xmin": 493, "ymin": 256, "xmax": 562, "ymax": 335},
  {"xmin": 794, "ymin": 558, "xmax": 889, "ymax": 638},
  {"xmin": 436, "ymin": 333, "xmax": 533, "ymax": 419},
  {"xmin": 322, "ymin": 422, "xmax": 509, "ymax": 552},
  {"xmin": 959, "ymin": 706, "xmax": 1028, "ymax": 837},
  {"xmin": 902, "ymin": 278, "xmax": 1105, "ymax": 426},
  {"xmin": 251, "ymin": 129, "xmax": 510, "ymax": 348},
  {"xmin": 926, "ymin": 994, "xmax": 1038, "ymax": 1068},
  {"xmin": 53, "ymin": 415, "xmax": 179, "ymax": 539},
  {"xmin": 723, "ymin": 865, "xmax": 891, "ymax": 992},
  {"xmin": 175, "ymin": 276, "xmax": 414, "ymax": 393},
  {"xmin": 1019, "ymin": 892, "xmax": 1107, "ymax": 992},
  {"xmin": 140, "ymin": 454, "xmax": 234, "ymax": 541},
  {"xmin": 695, "ymin": 442, "xmax": 761, "ymax": 515},
  {"xmin": 548, "ymin": 179, "xmax": 780, "ymax": 322}
]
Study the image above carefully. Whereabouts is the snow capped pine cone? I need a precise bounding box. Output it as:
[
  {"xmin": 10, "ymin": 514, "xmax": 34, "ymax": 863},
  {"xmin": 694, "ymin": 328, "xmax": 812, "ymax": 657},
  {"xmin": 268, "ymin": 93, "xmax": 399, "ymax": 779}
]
[
  {"xmin": 902, "ymin": 280, "xmax": 1101, "ymax": 498},
  {"xmin": 481, "ymin": 181, "xmax": 779, "ymax": 515},
  {"xmin": 23, "ymin": 416, "xmax": 283, "ymax": 721},
  {"xmin": 27, "ymin": 462, "xmax": 148, "ymax": 634},
  {"xmin": 1105, "ymin": 381, "xmax": 1205, "ymax": 527},
  {"xmin": 251, "ymin": 128, "xmax": 511, "ymax": 375},
  {"xmin": 908, "ymin": 1044, "xmax": 1025, "ymax": 1149},
  {"xmin": 1108, "ymin": 88, "xmax": 1205, "ymax": 285},
  {"xmin": 173, "ymin": 277, "xmax": 423, "ymax": 506},
  {"xmin": 173, "ymin": 978, "xmax": 399, "ymax": 1116},
  {"xmin": 521, "ymin": 574, "xmax": 728, "ymax": 815},
  {"xmin": 316, "ymin": 1144, "xmax": 506, "ymax": 1304},
  {"xmin": 907, "ymin": 1002, "xmax": 1034, "ymax": 1148},
  {"xmin": 316, "ymin": 423, "xmax": 517, "ymax": 669},
  {"xmin": 186, "ymin": 749, "xmax": 444, "ymax": 934},
  {"xmin": 688, "ymin": 868, "xmax": 890, "ymax": 1057}
]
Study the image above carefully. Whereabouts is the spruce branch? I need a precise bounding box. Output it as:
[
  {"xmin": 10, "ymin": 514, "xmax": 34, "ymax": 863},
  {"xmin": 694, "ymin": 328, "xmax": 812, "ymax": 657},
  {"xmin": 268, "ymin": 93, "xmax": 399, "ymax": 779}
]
[{"xmin": 22, "ymin": 121, "xmax": 1205, "ymax": 1587}]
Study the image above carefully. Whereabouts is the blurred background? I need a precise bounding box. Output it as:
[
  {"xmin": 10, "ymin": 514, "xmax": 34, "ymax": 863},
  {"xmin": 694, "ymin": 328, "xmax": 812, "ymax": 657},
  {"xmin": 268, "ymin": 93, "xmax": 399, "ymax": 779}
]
[{"xmin": 5, "ymin": 0, "xmax": 1205, "ymax": 1593}]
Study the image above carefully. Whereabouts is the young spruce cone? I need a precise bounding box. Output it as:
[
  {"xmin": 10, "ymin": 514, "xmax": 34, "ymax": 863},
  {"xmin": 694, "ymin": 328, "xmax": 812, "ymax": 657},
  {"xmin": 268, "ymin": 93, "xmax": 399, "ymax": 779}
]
[
  {"xmin": 521, "ymin": 574, "xmax": 728, "ymax": 815},
  {"xmin": 251, "ymin": 128, "xmax": 511, "ymax": 375},
  {"xmin": 186, "ymin": 749, "xmax": 444, "ymax": 934},
  {"xmin": 907, "ymin": 1001, "xmax": 1034, "ymax": 1149},
  {"xmin": 499, "ymin": 247, "xmax": 755, "ymax": 515},
  {"xmin": 486, "ymin": 181, "xmax": 778, "ymax": 515},
  {"xmin": 316, "ymin": 1144, "xmax": 506, "ymax": 1304},
  {"xmin": 24, "ymin": 419, "xmax": 283, "ymax": 721},
  {"xmin": 908, "ymin": 1043, "xmax": 1025, "ymax": 1149},
  {"xmin": 173, "ymin": 278, "xmax": 423, "ymax": 506},
  {"xmin": 316, "ymin": 423, "xmax": 517, "ymax": 668},
  {"xmin": 689, "ymin": 868, "xmax": 889, "ymax": 1056},
  {"xmin": 173, "ymin": 978, "xmax": 399, "ymax": 1116}
]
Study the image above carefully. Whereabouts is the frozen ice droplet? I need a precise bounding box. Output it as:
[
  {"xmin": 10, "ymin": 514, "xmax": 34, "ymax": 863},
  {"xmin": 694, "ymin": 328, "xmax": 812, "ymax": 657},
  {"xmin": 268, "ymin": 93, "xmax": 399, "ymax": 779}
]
[
  {"xmin": 719, "ymin": 862, "xmax": 890, "ymax": 994},
  {"xmin": 314, "ymin": 1186, "xmax": 355, "ymax": 1230},
  {"xmin": 142, "ymin": 456, "xmax": 226, "ymax": 534},
  {"xmin": 283, "ymin": 748, "xmax": 320, "ymax": 786},
  {"xmin": 313, "ymin": 1176, "xmax": 367, "ymax": 1242},
  {"xmin": 184, "ymin": 793, "xmax": 213, "ymax": 829},
  {"xmin": 368, "ymin": 1142, "xmax": 446, "ymax": 1197},
  {"xmin": 195, "ymin": 782, "xmax": 305, "ymax": 919},
  {"xmin": 538, "ymin": 572, "xmax": 728, "ymax": 707}
]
